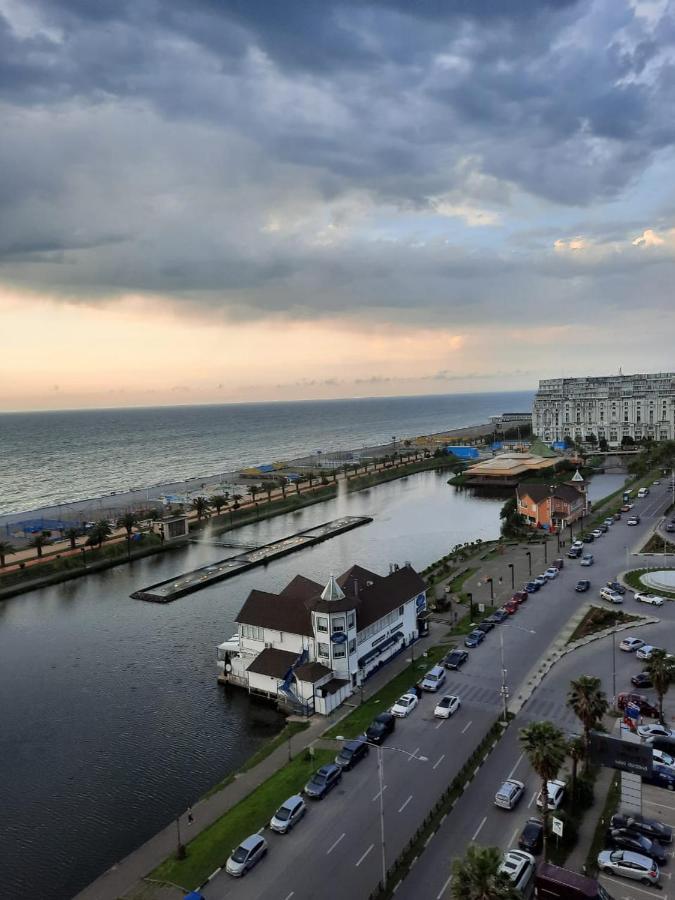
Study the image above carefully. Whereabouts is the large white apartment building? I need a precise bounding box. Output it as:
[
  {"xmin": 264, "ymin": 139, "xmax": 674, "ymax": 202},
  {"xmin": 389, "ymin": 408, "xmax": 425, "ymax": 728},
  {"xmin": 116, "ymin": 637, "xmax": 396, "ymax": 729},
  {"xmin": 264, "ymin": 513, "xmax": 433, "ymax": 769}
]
[{"xmin": 533, "ymin": 373, "xmax": 675, "ymax": 446}]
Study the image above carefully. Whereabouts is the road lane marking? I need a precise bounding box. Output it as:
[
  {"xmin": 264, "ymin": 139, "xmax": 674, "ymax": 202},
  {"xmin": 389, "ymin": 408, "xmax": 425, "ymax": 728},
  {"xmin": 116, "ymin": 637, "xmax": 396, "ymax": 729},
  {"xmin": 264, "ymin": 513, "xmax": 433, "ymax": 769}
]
[
  {"xmin": 528, "ymin": 790, "xmax": 538, "ymax": 809},
  {"xmin": 472, "ymin": 816, "xmax": 487, "ymax": 841},
  {"xmin": 644, "ymin": 799, "xmax": 675, "ymax": 812},
  {"xmin": 509, "ymin": 827, "xmax": 519, "ymax": 848},
  {"xmin": 284, "ymin": 894, "xmax": 295, "ymax": 900},
  {"xmin": 425, "ymin": 833, "xmax": 434, "ymax": 847},
  {"xmin": 437, "ymin": 874, "xmax": 453, "ymax": 900},
  {"xmin": 372, "ymin": 785, "xmax": 388, "ymax": 802},
  {"xmin": 462, "ymin": 721, "xmax": 473, "ymax": 734},
  {"xmin": 327, "ymin": 832, "xmax": 346, "ymax": 854},
  {"xmin": 399, "ymin": 794, "xmax": 413, "ymax": 813},
  {"xmin": 409, "ymin": 746, "xmax": 421, "ymax": 761},
  {"xmin": 601, "ymin": 875, "xmax": 664, "ymax": 898},
  {"xmin": 436, "ymin": 720, "xmax": 444, "ymax": 729},
  {"xmin": 508, "ymin": 752, "xmax": 524, "ymax": 780},
  {"xmin": 356, "ymin": 844, "xmax": 374, "ymax": 867},
  {"xmin": 433, "ymin": 754, "xmax": 445, "ymax": 770}
]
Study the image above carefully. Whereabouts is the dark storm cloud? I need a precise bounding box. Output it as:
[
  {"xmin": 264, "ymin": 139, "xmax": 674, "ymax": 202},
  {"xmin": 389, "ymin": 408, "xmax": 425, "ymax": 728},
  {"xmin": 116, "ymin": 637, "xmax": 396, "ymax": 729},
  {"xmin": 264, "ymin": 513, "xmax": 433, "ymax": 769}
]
[{"xmin": 1, "ymin": 0, "xmax": 675, "ymax": 326}]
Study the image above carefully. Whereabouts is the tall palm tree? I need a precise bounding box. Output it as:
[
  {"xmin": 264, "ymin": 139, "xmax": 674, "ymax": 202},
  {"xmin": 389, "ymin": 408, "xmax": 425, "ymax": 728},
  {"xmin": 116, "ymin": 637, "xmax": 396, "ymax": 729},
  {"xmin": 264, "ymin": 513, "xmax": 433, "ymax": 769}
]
[
  {"xmin": 567, "ymin": 735, "xmax": 586, "ymax": 804},
  {"xmin": 520, "ymin": 721, "xmax": 567, "ymax": 859},
  {"xmin": 294, "ymin": 476, "xmax": 306, "ymax": 495},
  {"xmin": 647, "ymin": 649, "xmax": 675, "ymax": 724},
  {"xmin": 64, "ymin": 527, "xmax": 80, "ymax": 550},
  {"xmin": 567, "ymin": 675, "xmax": 608, "ymax": 758},
  {"xmin": 191, "ymin": 496, "xmax": 211, "ymax": 521},
  {"xmin": 86, "ymin": 520, "xmax": 112, "ymax": 549},
  {"xmin": 248, "ymin": 485, "xmax": 260, "ymax": 505},
  {"xmin": 231, "ymin": 493, "xmax": 242, "ymax": 510},
  {"xmin": 263, "ymin": 484, "xmax": 273, "ymax": 503},
  {"xmin": 277, "ymin": 477, "xmax": 287, "ymax": 499},
  {"xmin": 30, "ymin": 534, "xmax": 48, "ymax": 559},
  {"xmin": 117, "ymin": 513, "xmax": 138, "ymax": 561},
  {"xmin": 209, "ymin": 494, "xmax": 227, "ymax": 516},
  {"xmin": 307, "ymin": 472, "xmax": 315, "ymax": 488},
  {"xmin": 451, "ymin": 845, "xmax": 520, "ymax": 900},
  {"xmin": 0, "ymin": 540, "xmax": 16, "ymax": 567}
]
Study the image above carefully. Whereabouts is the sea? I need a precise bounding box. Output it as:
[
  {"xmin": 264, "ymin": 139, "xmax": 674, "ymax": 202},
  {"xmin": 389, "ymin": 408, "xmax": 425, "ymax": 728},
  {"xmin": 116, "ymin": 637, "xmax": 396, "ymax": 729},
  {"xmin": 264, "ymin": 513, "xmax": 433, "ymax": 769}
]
[{"xmin": 0, "ymin": 390, "xmax": 534, "ymax": 517}]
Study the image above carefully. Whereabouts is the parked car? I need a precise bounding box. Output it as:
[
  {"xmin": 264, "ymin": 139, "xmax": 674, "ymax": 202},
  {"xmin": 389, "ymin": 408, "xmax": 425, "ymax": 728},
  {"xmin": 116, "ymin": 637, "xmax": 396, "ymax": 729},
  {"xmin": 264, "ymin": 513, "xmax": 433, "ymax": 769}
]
[
  {"xmin": 567, "ymin": 547, "xmax": 582, "ymax": 559},
  {"xmin": 499, "ymin": 849, "xmax": 536, "ymax": 893},
  {"xmin": 304, "ymin": 764, "xmax": 342, "ymax": 799},
  {"xmin": 225, "ymin": 833, "xmax": 268, "ymax": 876},
  {"xmin": 666, "ymin": 523, "xmax": 675, "ymax": 533},
  {"xmin": 599, "ymin": 587, "xmax": 623, "ymax": 604},
  {"xmin": 421, "ymin": 666, "xmax": 446, "ymax": 692},
  {"xmin": 627, "ymin": 515, "xmax": 641, "ymax": 526},
  {"xmin": 390, "ymin": 692, "xmax": 419, "ymax": 717},
  {"xmin": 617, "ymin": 693, "xmax": 659, "ymax": 717},
  {"xmin": 632, "ymin": 672, "xmax": 653, "ymax": 689},
  {"xmin": 582, "ymin": 533, "xmax": 595, "ymax": 543},
  {"xmin": 495, "ymin": 779, "xmax": 525, "ymax": 810},
  {"xmin": 443, "ymin": 649, "xmax": 468, "ymax": 670},
  {"xmin": 652, "ymin": 749, "xmax": 675, "ymax": 772},
  {"xmin": 504, "ymin": 600, "xmax": 519, "ymax": 615},
  {"xmin": 606, "ymin": 828, "xmax": 668, "ymax": 865},
  {"xmin": 607, "ymin": 581, "xmax": 626, "ymax": 595},
  {"xmin": 491, "ymin": 609, "xmax": 509, "ymax": 623},
  {"xmin": 610, "ymin": 813, "xmax": 673, "ymax": 844},
  {"xmin": 434, "ymin": 694, "xmax": 461, "ymax": 718},
  {"xmin": 634, "ymin": 592, "xmax": 665, "ymax": 606},
  {"xmin": 477, "ymin": 620, "xmax": 495, "ymax": 633},
  {"xmin": 580, "ymin": 554, "xmax": 594, "ymax": 566},
  {"xmin": 643, "ymin": 763, "xmax": 675, "ymax": 791},
  {"xmin": 512, "ymin": 590, "xmax": 528, "ymax": 603},
  {"xmin": 270, "ymin": 795, "xmax": 307, "ymax": 833},
  {"xmin": 638, "ymin": 724, "xmax": 675, "ymax": 741},
  {"xmin": 614, "ymin": 512, "xmax": 622, "ymax": 520},
  {"xmin": 524, "ymin": 581, "xmax": 541, "ymax": 592},
  {"xmin": 465, "ymin": 629, "xmax": 486, "ymax": 648},
  {"xmin": 366, "ymin": 712, "xmax": 396, "ymax": 744},
  {"xmin": 552, "ymin": 558, "xmax": 564, "ymax": 570},
  {"xmin": 604, "ymin": 518, "xmax": 615, "ymax": 527},
  {"xmin": 335, "ymin": 738, "xmax": 369, "ymax": 770},
  {"xmin": 533, "ymin": 575, "xmax": 547, "ymax": 587},
  {"xmin": 572, "ymin": 539, "xmax": 584, "ymax": 549},
  {"xmin": 621, "ymin": 504, "xmax": 632, "ymax": 512},
  {"xmin": 544, "ymin": 567, "xmax": 559, "ymax": 580},
  {"xmin": 599, "ymin": 524, "xmax": 609, "ymax": 533},
  {"xmin": 638, "ymin": 487, "xmax": 650, "ymax": 497},
  {"xmin": 518, "ymin": 818, "xmax": 544, "ymax": 854},
  {"xmin": 637, "ymin": 645, "xmax": 664, "ymax": 660},
  {"xmin": 597, "ymin": 849, "xmax": 659, "ymax": 885},
  {"xmin": 619, "ymin": 637, "xmax": 645, "ymax": 652},
  {"xmin": 575, "ymin": 580, "xmax": 591, "ymax": 592},
  {"xmin": 536, "ymin": 779, "xmax": 566, "ymax": 810}
]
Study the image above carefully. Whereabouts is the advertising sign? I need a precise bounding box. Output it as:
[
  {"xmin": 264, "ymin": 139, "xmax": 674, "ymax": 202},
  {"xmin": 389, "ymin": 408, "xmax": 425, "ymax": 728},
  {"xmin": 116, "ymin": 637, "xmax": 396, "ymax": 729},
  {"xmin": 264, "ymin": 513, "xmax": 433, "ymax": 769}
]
[
  {"xmin": 589, "ymin": 731, "xmax": 653, "ymax": 776},
  {"xmin": 331, "ymin": 632, "xmax": 348, "ymax": 645},
  {"xmin": 551, "ymin": 817, "xmax": 564, "ymax": 837}
]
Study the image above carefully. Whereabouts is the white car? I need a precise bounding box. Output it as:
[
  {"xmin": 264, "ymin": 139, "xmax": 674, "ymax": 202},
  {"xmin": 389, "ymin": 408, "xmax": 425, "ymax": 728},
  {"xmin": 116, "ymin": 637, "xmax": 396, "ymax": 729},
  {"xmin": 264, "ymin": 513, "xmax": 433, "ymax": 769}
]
[
  {"xmin": 544, "ymin": 567, "xmax": 559, "ymax": 580},
  {"xmin": 636, "ymin": 645, "xmax": 663, "ymax": 661},
  {"xmin": 638, "ymin": 724, "xmax": 675, "ymax": 740},
  {"xmin": 499, "ymin": 850, "xmax": 535, "ymax": 892},
  {"xmin": 634, "ymin": 592, "xmax": 665, "ymax": 606},
  {"xmin": 536, "ymin": 779, "xmax": 566, "ymax": 810},
  {"xmin": 597, "ymin": 849, "xmax": 659, "ymax": 885},
  {"xmin": 592, "ymin": 529, "xmax": 603, "ymax": 539},
  {"xmin": 390, "ymin": 693, "xmax": 419, "ymax": 717},
  {"xmin": 653, "ymin": 750, "xmax": 675, "ymax": 771},
  {"xmin": 572, "ymin": 540, "xmax": 584, "ymax": 549},
  {"xmin": 580, "ymin": 554, "xmax": 594, "ymax": 566},
  {"xmin": 619, "ymin": 637, "xmax": 646, "ymax": 653},
  {"xmin": 533, "ymin": 575, "xmax": 547, "ymax": 586},
  {"xmin": 654, "ymin": 481, "xmax": 661, "ymax": 486},
  {"xmin": 434, "ymin": 694, "xmax": 461, "ymax": 718},
  {"xmin": 599, "ymin": 588, "xmax": 623, "ymax": 605}
]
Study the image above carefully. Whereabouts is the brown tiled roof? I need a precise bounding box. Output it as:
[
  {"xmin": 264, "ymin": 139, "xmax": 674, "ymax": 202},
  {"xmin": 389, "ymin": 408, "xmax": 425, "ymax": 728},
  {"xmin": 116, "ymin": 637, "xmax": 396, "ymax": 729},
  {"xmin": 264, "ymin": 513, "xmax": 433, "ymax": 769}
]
[
  {"xmin": 279, "ymin": 574, "xmax": 323, "ymax": 600},
  {"xmin": 294, "ymin": 662, "xmax": 332, "ymax": 683},
  {"xmin": 236, "ymin": 589, "xmax": 314, "ymax": 636},
  {"xmin": 246, "ymin": 648, "xmax": 299, "ymax": 679},
  {"xmin": 321, "ymin": 677, "xmax": 350, "ymax": 696},
  {"xmin": 518, "ymin": 482, "xmax": 583, "ymax": 506},
  {"xmin": 355, "ymin": 566, "xmax": 426, "ymax": 630}
]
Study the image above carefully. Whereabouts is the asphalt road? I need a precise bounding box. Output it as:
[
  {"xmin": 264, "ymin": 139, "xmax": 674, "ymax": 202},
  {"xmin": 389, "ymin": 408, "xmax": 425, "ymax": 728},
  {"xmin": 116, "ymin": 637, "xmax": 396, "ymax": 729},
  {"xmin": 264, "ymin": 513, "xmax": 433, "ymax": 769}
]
[{"xmin": 206, "ymin": 481, "xmax": 673, "ymax": 900}]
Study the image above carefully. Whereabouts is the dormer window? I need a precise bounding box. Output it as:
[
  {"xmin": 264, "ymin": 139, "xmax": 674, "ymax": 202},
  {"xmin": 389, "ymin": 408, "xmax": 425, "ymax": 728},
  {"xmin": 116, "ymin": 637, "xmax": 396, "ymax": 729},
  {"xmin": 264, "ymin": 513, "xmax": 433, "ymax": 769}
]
[
  {"xmin": 332, "ymin": 617, "xmax": 345, "ymax": 632},
  {"xmin": 316, "ymin": 616, "xmax": 328, "ymax": 633}
]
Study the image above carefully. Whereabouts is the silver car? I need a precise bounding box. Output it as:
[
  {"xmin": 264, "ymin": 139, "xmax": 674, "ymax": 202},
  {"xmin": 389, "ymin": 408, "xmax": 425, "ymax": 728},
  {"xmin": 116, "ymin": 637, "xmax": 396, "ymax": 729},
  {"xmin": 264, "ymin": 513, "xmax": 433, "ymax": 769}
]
[
  {"xmin": 226, "ymin": 833, "xmax": 268, "ymax": 877},
  {"xmin": 269, "ymin": 795, "xmax": 306, "ymax": 834},
  {"xmin": 597, "ymin": 849, "xmax": 659, "ymax": 885}
]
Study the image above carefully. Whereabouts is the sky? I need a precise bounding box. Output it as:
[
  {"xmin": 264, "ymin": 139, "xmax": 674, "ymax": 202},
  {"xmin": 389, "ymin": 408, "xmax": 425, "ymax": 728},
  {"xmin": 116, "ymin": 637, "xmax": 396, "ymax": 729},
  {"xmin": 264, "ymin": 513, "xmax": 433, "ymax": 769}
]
[{"xmin": 1, "ymin": 0, "xmax": 675, "ymax": 410}]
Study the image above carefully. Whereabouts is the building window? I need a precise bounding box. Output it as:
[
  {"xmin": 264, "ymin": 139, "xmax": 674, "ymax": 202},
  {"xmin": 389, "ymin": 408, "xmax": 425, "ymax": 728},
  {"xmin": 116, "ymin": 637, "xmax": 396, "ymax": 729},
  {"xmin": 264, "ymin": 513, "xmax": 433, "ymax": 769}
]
[
  {"xmin": 347, "ymin": 612, "xmax": 355, "ymax": 630},
  {"xmin": 318, "ymin": 643, "xmax": 330, "ymax": 658},
  {"xmin": 349, "ymin": 638, "xmax": 356, "ymax": 654},
  {"xmin": 241, "ymin": 624, "xmax": 264, "ymax": 641},
  {"xmin": 332, "ymin": 617, "xmax": 345, "ymax": 632},
  {"xmin": 398, "ymin": 606, "xmax": 404, "ymax": 615},
  {"xmin": 316, "ymin": 616, "xmax": 328, "ymax": 633},
  {"xmin": 333, "ymin": 646, "xmax": 346, "ymax": 659}
]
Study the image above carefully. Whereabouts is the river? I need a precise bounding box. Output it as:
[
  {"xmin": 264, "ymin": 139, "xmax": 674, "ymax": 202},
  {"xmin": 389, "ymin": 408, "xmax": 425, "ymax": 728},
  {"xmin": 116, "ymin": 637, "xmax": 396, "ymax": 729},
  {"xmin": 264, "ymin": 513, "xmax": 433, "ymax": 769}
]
[{"xmin": 0, "ymin": 469, "xmax": 625, "ymax": 900}]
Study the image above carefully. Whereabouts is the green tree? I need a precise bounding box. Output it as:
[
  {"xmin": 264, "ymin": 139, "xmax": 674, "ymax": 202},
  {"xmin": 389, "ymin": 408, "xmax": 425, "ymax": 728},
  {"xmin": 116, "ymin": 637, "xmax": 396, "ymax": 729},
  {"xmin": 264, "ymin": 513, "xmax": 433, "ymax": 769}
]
[
  {"xmin": 294, "ymin": 476, "xmax": 306, "ymax": 495},
  {"xmin": 64, "ymin": 527, "xmax": 80, "ymax": 550},
  {"xmin": 277, "ymin": 477, "xmax": 287, "ymax": 499},
  {"xmin": 209, "ymin": 494, "xmax": 227, "ymax": 516},
  {"xmin": 0, "ymin": 540, "xmax": 16, "ymax": 567},
  {"xmin": 567, "ymin": 735, "xmax": 586, "ymax": 804},
  {"xmin": 567, "ymin": 675, "xmax": 608, "ymax": 758},
  {"xmin": 86, "ymin": 520, "xmax": 112, "ymax": 549},
  {"xmin": 30, "ymin": 534, "xmax": 48, "ymax": 559},
  {"xmin": 646, "ymin": 649, "xmax": 675, "ymax": 724},
  {"xmin": 520, "ymin": 721, "xmax": 567, "ymax": 859},
  {"xmin": 451, "ymin": 845, "xmax": 520, "ymax": 900},
  {"xmin": 248, "ymin": 485, "xmax": 261, "ymax": 506},
  {"xmin": 191, "ymin": 496, "xmax": 211, "ymax": 521},
  {"xmin": 117, "ymin": 512, "xmax": 138, "ymax": 561}
]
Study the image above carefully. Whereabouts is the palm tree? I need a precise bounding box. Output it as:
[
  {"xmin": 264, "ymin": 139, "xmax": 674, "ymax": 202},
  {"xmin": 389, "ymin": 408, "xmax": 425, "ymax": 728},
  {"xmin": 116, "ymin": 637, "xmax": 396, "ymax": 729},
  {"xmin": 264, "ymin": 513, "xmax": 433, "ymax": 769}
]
[
  {"xmin": 263, "ymin": 483, "xmax": 273, "ymax": 503},
  {"xmin": 191, "ymin": 496, "xmax": 211, "ymax": 521},
  {"xmin": 209, "ymin": 494, "xmax": 227, "ymax": 516},
  {"xmin": 520, "ymin": 721, "xmax": 567, "ymax": 859},
  {"xmin": 248, "ymin": 485, "xmax": 260, "ymax": 505},
  {"xmin": 294, "ymin": 476, "xmax": 306, "ymax": 495},
  {"xmin": 307, "ymin": 472, "xmax": 315, "ymax": 488},
  {"xmin": 86, "ymin": 520, "xmax": 112, "ymax": 549},
  {"xmin": 277, "ymin": 477, "xmax": 287, "ymax": 499},
  {"xmin": 647, "ymin": 649, "xmax": 675, "ymax": 723},
  {"xmin": 567, "ymin": 675, "xmax": 608, "ymax": 758},
  {"xmin": 117, "ymin": 512, "xmax": 138, "ymax": 561},
  {"xmin": 231, "ymin": 493, "xmax": 242, "ymax": 510},
  {"xmin": 0, "ymin": 540, "xmax": 15, "ymax": 567},
  {"xmin": 568, "ymin": 735, "xmax": 586, "ymax": 804},
  {"xmin": 64, "ymin": 528, "xmax": 80, "ymax": 550},
  {"xmin": 451, "ymin": 845, "xmax": 520, "ymax": 900},
  {"xmin": 30, "ymin": 534, "xmax": 48, "ymax": 559}
]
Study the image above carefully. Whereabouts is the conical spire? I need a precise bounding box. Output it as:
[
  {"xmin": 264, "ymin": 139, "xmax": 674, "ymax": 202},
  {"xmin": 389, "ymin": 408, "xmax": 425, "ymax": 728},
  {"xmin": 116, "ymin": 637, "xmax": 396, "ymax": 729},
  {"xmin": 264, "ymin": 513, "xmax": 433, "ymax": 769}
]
[
  {"xmin": 571, "ymin": 469, "xmax": 585, "ymax": 482},
  {"xmin": 321, "ymin": 573, "xmax": 345, "ymax": 603}
]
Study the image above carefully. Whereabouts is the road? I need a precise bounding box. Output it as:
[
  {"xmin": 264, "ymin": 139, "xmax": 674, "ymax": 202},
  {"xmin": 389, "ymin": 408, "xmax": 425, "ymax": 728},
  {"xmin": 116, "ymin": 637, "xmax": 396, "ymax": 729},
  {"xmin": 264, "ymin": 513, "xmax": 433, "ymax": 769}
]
[{"xmin": 205, "ymin": 481, "xmax": 673, "ymax": 900}]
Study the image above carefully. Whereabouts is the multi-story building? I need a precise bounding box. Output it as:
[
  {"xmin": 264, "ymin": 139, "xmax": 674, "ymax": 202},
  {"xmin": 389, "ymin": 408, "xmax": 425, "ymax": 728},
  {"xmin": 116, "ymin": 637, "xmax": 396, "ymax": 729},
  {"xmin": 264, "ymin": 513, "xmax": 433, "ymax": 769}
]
[{"xmin": 533, "ymin": 373, "xmax": 675, "ymax": 446}]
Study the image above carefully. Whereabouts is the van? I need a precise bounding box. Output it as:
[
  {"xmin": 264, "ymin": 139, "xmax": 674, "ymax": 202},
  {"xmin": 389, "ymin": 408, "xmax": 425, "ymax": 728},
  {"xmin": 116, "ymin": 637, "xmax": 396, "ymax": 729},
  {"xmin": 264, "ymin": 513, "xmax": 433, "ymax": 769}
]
[
  {"xmin": 638, "ymin": 487, "xmax": 649, "ymax": 498},
  {"xmin": 495, "ymin": 779, "xmax": 525, "ymax": 809}
]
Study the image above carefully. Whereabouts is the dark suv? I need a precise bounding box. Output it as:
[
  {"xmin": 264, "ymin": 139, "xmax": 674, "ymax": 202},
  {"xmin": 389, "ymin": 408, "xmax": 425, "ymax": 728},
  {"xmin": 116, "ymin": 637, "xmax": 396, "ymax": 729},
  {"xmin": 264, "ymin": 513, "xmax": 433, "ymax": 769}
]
[
  {"xmin": 444, "ymin": 649, "xmax": 468, "ymax": 670},
  {"xmin": 304, "ymin": 764, "xmax": 342, "ymax": 799},
  {"xmin": 335, "ymin": 737, "xmax": 370, "ymax": 770},
  {"xmin": 366, "ymin": 712, "xmax": 396, "ymax": 744},
  {"xmin": 607, "ymin": 581, "xmax": 626, "ymax": 595},
  {"xmin": 519, "ymin": 818, "xmax": 544, "ymax": 854}
]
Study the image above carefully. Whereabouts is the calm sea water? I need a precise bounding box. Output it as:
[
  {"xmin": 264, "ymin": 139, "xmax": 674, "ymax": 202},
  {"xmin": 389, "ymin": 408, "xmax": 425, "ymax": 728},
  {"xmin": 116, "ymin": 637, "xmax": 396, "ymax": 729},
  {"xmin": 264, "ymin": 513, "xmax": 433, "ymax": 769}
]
[{"xmin": 0, "ymin": 391, "xmax": 533, "ymax": 515}]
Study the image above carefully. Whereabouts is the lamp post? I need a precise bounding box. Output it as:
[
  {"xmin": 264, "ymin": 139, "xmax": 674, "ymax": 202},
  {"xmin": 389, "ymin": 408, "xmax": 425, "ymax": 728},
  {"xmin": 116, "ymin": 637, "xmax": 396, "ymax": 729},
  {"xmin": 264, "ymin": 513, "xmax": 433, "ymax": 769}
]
[
  {"xmin": 525, "ymin": 550, "xmax": 532, "ymax": 576},
  {"xmin": 508, "ymin": 563, "xmax": 514, "ymax": 590},
  {"xmin": 175, "ymin": 815, "xmax": 186, "ymax": 859},
  {"xmin": 466, "ymin": 591, "xmax": 474, "ymax": 621},
  {"xmin": 499, "ymin": 623, "xmax": 536, "ymax": 723},
  {"xmin": 334, "ymin": 736, "xmax": 427, "ymax": 891},
  {"xmin": 486, "ymin": 577, "xmax": 494, "ymax": 602}
]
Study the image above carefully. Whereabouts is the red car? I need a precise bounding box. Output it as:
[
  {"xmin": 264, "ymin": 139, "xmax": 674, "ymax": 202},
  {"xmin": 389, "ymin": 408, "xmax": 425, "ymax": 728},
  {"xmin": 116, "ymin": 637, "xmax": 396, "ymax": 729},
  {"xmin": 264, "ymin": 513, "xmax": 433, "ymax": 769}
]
[
  {"xmin": 504, "ymin": 600, "xmax": 519, "ymax": 615},
  {"xmin": 617, "ymin": 693, "xmax": 659, "ymax": 718},
  {"xmin": 511, "ymin": 591, "xmax": 528, "ymax": 604}
]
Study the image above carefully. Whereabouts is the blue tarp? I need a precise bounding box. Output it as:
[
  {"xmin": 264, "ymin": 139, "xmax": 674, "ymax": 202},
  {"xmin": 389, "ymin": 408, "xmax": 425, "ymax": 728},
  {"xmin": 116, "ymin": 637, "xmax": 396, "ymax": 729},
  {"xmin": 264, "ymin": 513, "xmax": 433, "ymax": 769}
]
[
  {"xmin": 445, "ymin": 446, "xmax": 480, "ymax": 459},
  {"xmin": 256, "ymin": 464, "xmax": 275, "ymax": 473}
]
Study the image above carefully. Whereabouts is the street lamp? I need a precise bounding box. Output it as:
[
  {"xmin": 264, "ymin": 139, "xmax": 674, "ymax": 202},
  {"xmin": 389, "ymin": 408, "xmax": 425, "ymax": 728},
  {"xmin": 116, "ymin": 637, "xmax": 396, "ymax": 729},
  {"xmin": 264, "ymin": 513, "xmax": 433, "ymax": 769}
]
[
  {"xmin": 508, "ymin": 563, "xmax": 514, "ymax": 589},
  {"xmin": 499, "ymin": 623, "xmax": 536, "ymax": 723},
  {"xmin": 334, "ymin": 735, "xmax": 427, "ymax": 891},
  {"xmin": 486, "ymin": 577, "xmax": 494, "ymax": 602},
  {"xmin": 466, "ymin": 591, "xmax": 474, "ymax": 621},
  {"xmin": 543, "ymin": 540, "xmax": 548, "ymax": 564},
  {"xmin": 525, "ymin": 550, "xmax": 532, "ymax": 576}
]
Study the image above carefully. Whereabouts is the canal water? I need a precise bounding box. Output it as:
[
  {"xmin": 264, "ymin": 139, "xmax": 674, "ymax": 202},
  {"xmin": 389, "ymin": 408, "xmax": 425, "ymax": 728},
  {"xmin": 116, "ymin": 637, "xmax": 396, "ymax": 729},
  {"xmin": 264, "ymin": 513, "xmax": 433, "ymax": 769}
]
[{"xmin": 0, "ymin": 470, "xmax": 625, "ymax": 900}]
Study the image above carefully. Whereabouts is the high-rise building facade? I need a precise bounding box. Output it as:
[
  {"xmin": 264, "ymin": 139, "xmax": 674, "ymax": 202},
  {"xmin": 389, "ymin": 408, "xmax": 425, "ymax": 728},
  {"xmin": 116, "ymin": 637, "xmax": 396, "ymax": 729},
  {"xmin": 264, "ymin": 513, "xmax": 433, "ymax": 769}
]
[{"xmin": 532, "ymin": 373, "xmax": 675, "ymax": 446}]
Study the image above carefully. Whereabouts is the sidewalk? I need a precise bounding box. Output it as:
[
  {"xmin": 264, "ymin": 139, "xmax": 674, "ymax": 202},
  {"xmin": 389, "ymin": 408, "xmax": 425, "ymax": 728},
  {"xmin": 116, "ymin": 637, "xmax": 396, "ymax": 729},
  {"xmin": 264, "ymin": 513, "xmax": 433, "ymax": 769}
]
[{"xmin": 74, "ymin": 623, "xmax": 445, "ymax": 900}]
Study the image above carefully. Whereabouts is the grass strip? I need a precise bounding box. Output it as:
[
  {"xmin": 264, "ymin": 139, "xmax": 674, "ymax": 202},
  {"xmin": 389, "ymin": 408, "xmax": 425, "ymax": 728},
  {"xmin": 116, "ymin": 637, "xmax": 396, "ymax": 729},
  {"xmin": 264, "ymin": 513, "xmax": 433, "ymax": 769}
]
[
  {"xmin": 567, "ymin": 607, "xmax": 640, "ymax": 644},
  {"xmin": 622, "ymin": 567, "xmax": 675, "ymax": 599},
  {"xmin": 152, "ymin": 748, "xmax": 334, "ymax": 891}
]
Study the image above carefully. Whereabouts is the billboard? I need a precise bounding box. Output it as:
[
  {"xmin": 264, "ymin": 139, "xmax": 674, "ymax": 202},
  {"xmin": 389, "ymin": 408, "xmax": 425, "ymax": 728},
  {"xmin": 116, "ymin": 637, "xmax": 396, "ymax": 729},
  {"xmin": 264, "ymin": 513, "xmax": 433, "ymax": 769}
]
[{"xmin": 589, "ymin": 731, "xmax": 652, "ymax": 776}]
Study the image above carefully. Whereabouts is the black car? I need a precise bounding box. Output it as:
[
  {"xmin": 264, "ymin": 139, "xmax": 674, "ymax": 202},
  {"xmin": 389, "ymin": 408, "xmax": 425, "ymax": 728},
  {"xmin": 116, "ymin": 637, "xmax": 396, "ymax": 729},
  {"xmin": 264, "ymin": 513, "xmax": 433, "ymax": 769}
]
[
  {"xmin": 519, "ymin": 818, "xmax": 544, "ymax": 854},
  {"xmin": 606, "ymin": 828, "xmax": 668, "ymax": 865},
  {"xmin": 335, "ymin": 737, "xmax": 370, "ymax": 770},
  {"xmin": 599, "ymin": 524, "xmax": 609, "ymax": 533},
  {"xmin": 666, "ymin": 524, "xmax": 675, "ymax": 533},
  {"xmin": 444, "ymin": 649, "xmax": 468, "ymax": 670},
  {"xmin": 632, "ymin": 671, "xmax": 653, "ymax": 689},
  {"xmin": 610, "ymin": 813, "xmax": 673, "ymax": 845},
  {"xmin": 582, "ymin": 533, "xmax": 595, "ymax": 543},
  {"xmin": 304, "ymin": 764, "xmax": 342, "ymax": 799},
  {"xmin": 644, "ymin": 763, "xmax": 675, "ymax": 791},
  {"xmin": 524, "ymin": 581, "xmax": 540, "ymax": 593},
  {"xmin": 567, "ymin": 547, "xmax": 581, "ymax": 559},
  {"xmin": 464, "ymin": 629, "xmax": 486, "ymax": 648},
  {"xmin": 575, "ymin": 580, "xmax": 591, "ymax": 592},
  {"xmin": 477, "ymin": 620, "xmax": 495, "ymax": 633},
  {"xmin": 607, "ymin": 581, "xmax": 626, "ymax": 595},
  {"xmin": 491, "ymin": 609, "xmax": 509, "ymax": 623},
  {"xmin": 366, "ymin": 712, "xmax": 396, "ymax": 744}
]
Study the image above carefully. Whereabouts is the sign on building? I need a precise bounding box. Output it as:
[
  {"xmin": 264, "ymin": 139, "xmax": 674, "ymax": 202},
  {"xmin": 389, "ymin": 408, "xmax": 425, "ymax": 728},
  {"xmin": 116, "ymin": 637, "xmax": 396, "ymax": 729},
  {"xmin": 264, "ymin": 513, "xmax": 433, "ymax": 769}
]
[
  {"xmin": 589, "ymin": 731, "xmax": 653, "ymax": 776},
  {"xmin": 551, "ymin": 817, "xmax": 564, "ymax": 837}
]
